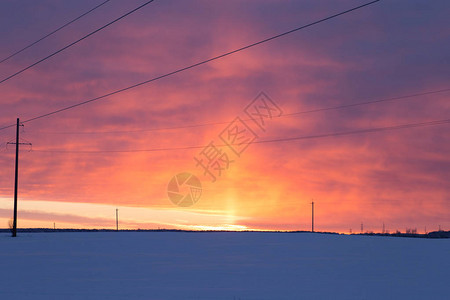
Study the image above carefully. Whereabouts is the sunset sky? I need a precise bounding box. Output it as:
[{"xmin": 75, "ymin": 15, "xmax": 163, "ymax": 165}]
[{"xmin": 0, "ymin": 0, "xmax": 448, "ymax": 233}]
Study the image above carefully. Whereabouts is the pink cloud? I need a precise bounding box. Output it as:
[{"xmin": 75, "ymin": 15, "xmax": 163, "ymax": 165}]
[{"xmin": 0, "ymin": 0, "xmax": 448, "ymax": 232}]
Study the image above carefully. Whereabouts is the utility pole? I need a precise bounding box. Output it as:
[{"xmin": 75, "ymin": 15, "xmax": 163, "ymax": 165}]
[
  {"xmin": 361, "ymin": 223, "xmax": 363, "ymax": 234},
  {"xmin": 7, "ymin": 118, "xmax": 31, "ymax": 237},
  {"xmin": 311, "ymin": 200, "xmax": 314, "ymax": 232},
  {"xmin": 116, "ymin": 208, "xmax": 119, "ymax": 231},
  {"xmin": 382, "ymin": 222, "xmax": 385, "ymax": 234}
]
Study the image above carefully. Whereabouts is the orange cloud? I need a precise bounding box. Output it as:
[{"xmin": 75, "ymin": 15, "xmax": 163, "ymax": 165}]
[{"xmin": 0, "ymin": 0, "xmax": 448, "ymax": 233}]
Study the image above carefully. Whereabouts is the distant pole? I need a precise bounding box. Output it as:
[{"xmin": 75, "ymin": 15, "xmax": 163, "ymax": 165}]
[
  {"xmin": 116, "ymin": 208, "xmax": 119, "ymax": 231},
  {"xmin": 439, "ymin": 225, "xmax": 441, "ymax": 231},
  {"xmin": 311, "ymin": 200, "xmax": 314, "ymax": 232},
  {"xmin": 382, "ymin": 222, "xmax": 385, "ymax": 234},
  {"xmin": 361, "ymin": 223, "xmax": 363, "ymax": 234},
  {"xmin": 54, "ymin": 222, "xmax": 55, "ymax": 230}
]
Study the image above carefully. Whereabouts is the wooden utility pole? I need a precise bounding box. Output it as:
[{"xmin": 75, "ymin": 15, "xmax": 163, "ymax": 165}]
[
  {"xmin": 7, "ymin": 118, "xmax": 31, "ymax": 237},
  {"xmin": 311, "ymin": 200, "xmax": 314, "ymax": 232},
  {"xmin": 12, "ymin": 118, "xmax": 19, "ymax": 237}
]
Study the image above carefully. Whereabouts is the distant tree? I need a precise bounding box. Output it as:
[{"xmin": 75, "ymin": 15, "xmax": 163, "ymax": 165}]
[
  {"xmin": 405, "ymin": 228, "xmax": 418, "ymax": 235},
  {"xmin": 8, "ymin": 219, "xmax": 13, "ymax": 234}
]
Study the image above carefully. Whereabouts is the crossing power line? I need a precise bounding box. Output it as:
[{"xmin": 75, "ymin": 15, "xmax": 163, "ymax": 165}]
[
  {"xmin": 0, "ymin": 0, "xmax": 156, "ymax": 85},
  {"xmin": 0, "ymin": 0, "xmax": 381, "ymax": 131},
  {"xmin": 0, "ymin": 0, "xmax": 111, "ymax": 64},
  {"xmin": 23, "ymin": 88, "xmax": 450, "ymax": 135},
  {"xmin": 30, "ymin": 117, "xmax": 450, "ymax": 154}
]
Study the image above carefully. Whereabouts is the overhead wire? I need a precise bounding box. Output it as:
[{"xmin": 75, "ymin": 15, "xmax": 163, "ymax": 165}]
[
  {"xmin": 24, "ymin": 87, "xmax": 450, "ymax": 135},
  {"xmin": 0, "ymin": 0, "xmax": 156, "ymax": 85},
  {"xmin": 0, "ymin": 0, "xmax": 381, "ymax": 132},
  {"xmin": 30, "ymin": 117, "xmax": 450, "ymax": 154},
  {"xmin": 284, "ymin": 88, "xmax": 450, "ymax": 117},
  {"xmin": 0, "ymin": 0, "xmax": 111, "ymax": 64}
]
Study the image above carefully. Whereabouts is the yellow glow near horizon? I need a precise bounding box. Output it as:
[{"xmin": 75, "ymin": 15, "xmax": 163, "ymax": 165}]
[
  {"xmin": 183, "ymin": 224, "xmax": 249, "ymax": 231},
  {"xmin": 0, "ymin": 197, "xmax": 249, "ymax": 230}
]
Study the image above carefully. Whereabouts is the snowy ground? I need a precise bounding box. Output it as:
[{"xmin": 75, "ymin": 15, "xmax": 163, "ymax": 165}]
[{"xmin": 0, "ymin": 232, "xmax": 448, "ymax": 300}]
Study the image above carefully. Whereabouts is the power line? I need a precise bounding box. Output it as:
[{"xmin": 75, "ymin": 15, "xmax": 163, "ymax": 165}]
[
  {"xmin": 0, "ymin": 0, "xmax": 111, "ymax": 64},
  {"xmin": 0, "ymin": 0, "xmax": 381, "ymax": 131},
  {"xmin": 30, "ymin": 117, "xmax": 450, "ymax": 154},
  {"xmin": 284, "ymin": 88, "xmax": 450, "ymax": 117},
  {"xmin": 0, "ymin": 0, "xmax": 156, "ymax": 85},
  {"xmin": 24, "ymin": 88, "xmax": 450, "ymax": 135}
]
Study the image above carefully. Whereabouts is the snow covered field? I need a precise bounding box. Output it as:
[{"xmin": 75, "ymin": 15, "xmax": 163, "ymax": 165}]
[{"xmin": 0, "ymin": 232, "xmax": 448, "ymax": 300}]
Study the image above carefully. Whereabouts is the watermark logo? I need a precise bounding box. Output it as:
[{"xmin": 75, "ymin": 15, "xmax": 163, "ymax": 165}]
[
  {"xmin": 168, "ymin": 92, "xmax": 282, "ymax": 206},
  {"xmin": 218, "ymin": 116, "xmax": 258, "ymax": 157},
  {"xmin": 245, "ymin": 92, "xmax": 283, "ymax": 131},
  {"xmin": 167, "ymin": 172, "xmax": 202, "ymax": 207}
]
